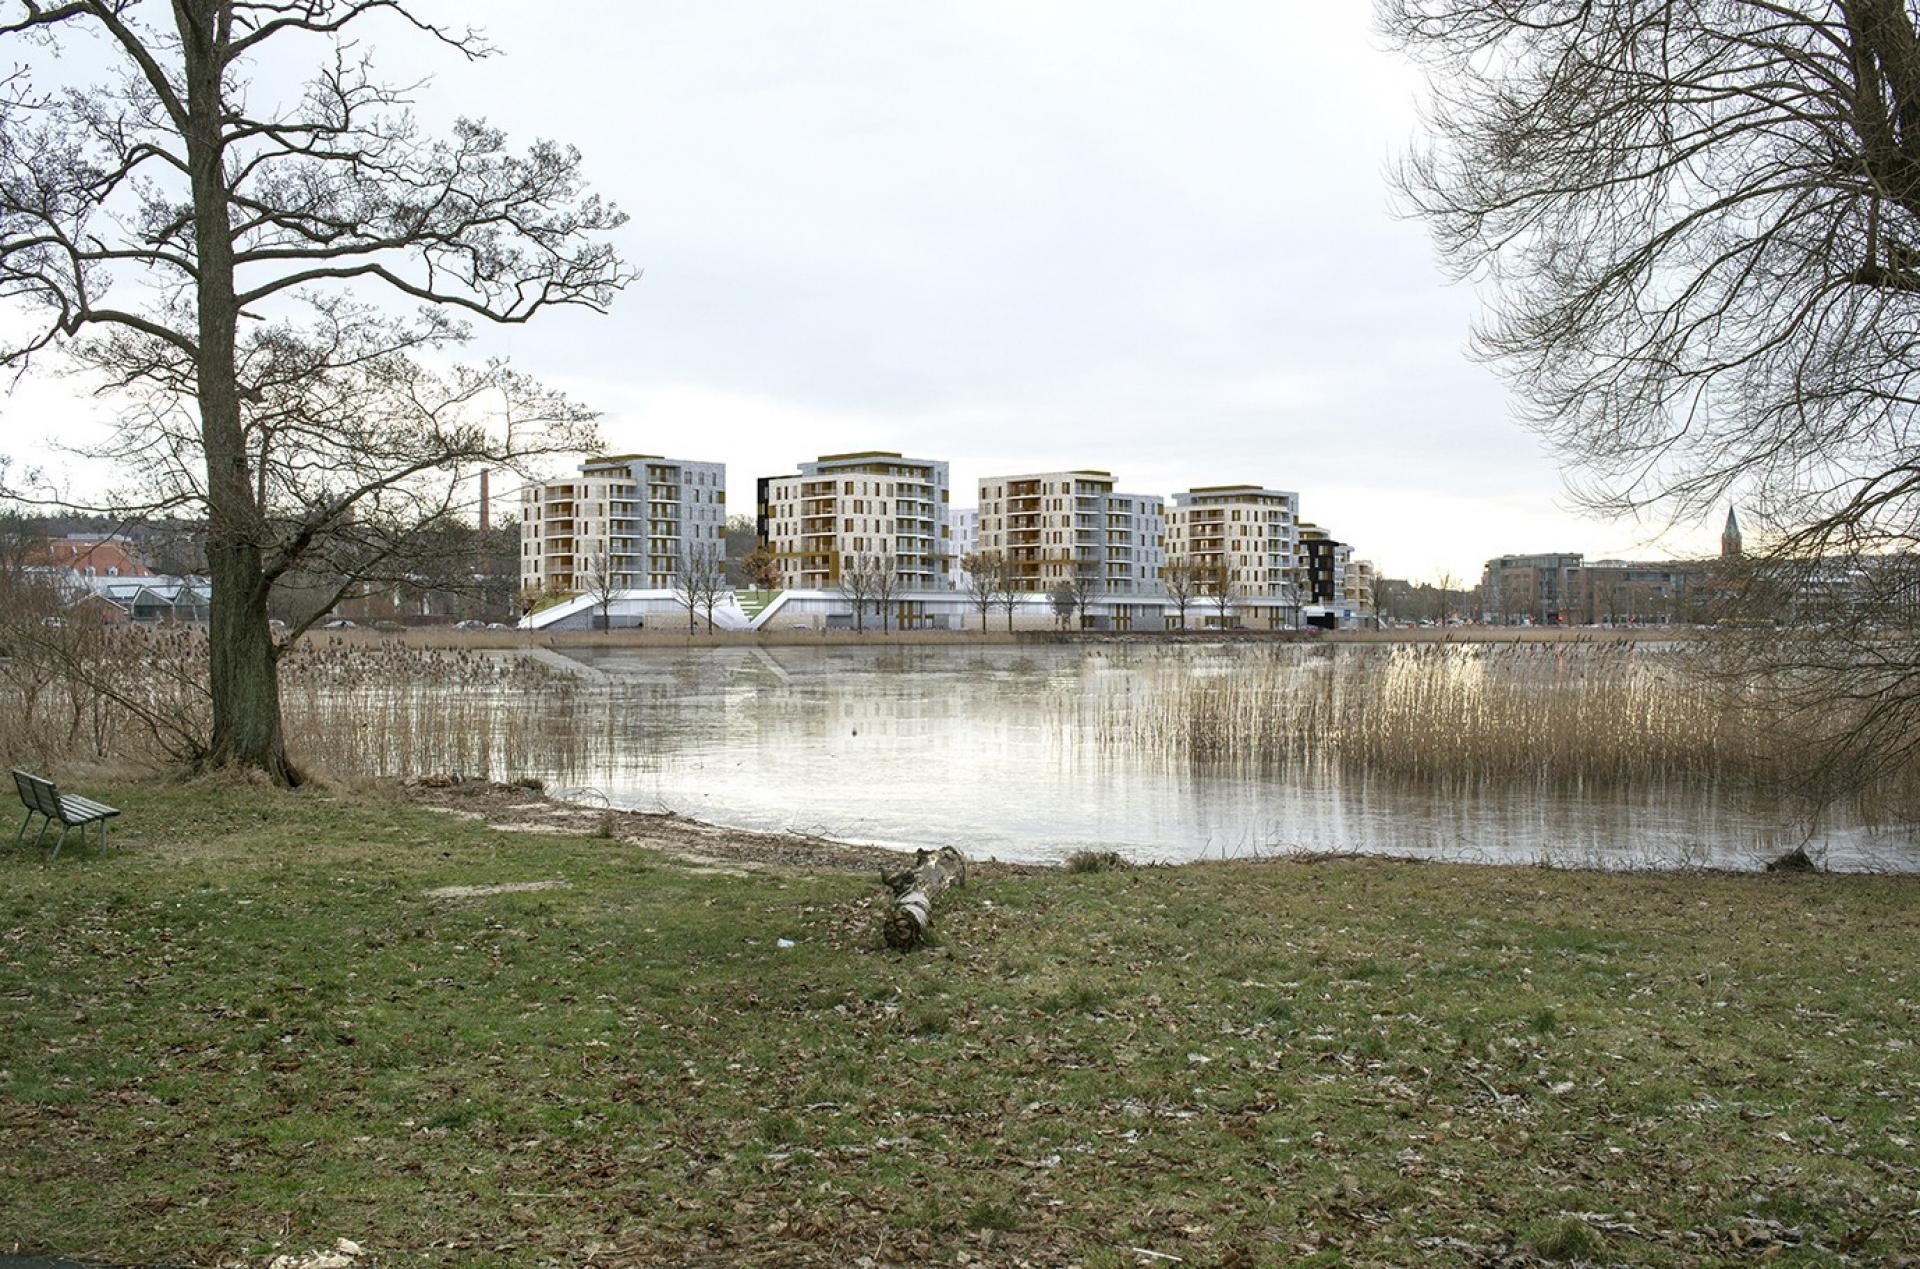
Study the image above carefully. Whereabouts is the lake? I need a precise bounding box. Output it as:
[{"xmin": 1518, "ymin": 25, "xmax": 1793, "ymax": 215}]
[{"xmin": 505, "ymin": 642, "xmax": 1919, "ymax": 872}]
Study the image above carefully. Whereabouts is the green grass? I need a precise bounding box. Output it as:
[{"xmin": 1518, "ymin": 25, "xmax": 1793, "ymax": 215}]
[{"xmin": 2, "ymin": 780, "xmax": 1918, "ymax": 1266}]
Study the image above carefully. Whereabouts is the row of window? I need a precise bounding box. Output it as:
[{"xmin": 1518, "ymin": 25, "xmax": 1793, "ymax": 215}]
[
  {"xmin": 777, "ymin": 479, "xmax": 944, "ymax": 498},
  {"xmin": 1171, "ymin": 508, "xmax": 1293, "ymax": 523},
  {"xmin": 766, "ymin": 520, "xmax": 951, "ymax": 539}
]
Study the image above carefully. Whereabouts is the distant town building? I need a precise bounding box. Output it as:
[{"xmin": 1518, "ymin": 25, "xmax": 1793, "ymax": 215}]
[
  {"xmin": 1568, "ymin": 560, "xmax": 1704, "ymax": 625},
  {"xmin": 23, "ymin": 533, "xmax": 212, "ymax": 624},
  {"xmin": 975, "ymin": 471, "xmax": 1166, "ymax": 597},
  {"xmin": 56, "ymin": 576, "xmax": 211, "ymax": 624},
  {"xmin": 757, "ymin": 451, "xmax": 953, "ymax": 590},
  {"xmin": 1480, "ymin": 550, "xmax": 1717, "ymax": 625},
  {"xmin": 519, "ymin": 454, "xmax": 727, "ymax": 595},
  {"xmin": 1479, "ymin": 552, "xmax": 1586, "ymax": 624},
  {"xmin": 28, "ymin": 533, "xmax": 147, "ymax": 579},
  {"xmin": 1168, "ymin": 485, "xmax": 1302, "ymax": 627}
]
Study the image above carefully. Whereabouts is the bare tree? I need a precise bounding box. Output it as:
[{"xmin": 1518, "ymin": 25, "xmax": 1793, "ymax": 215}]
[
  {"xmin": 961, "ymin": 551, "xmax": 1002, "ymax": 630},
  {"xmin": 691, "ymin": 543, "xmax": 728, "ymax": 634},
  {"xmin": 836, "ymin": 554, "xmax": 875, "ymax": 633},
  {"xmin": 1384, "ymin": 0, "xmax": 1920, "ymax": 794},
  {"xmin": 1067, "ymin": 569, "xmax": 1102, "ymax": 630},
  {"xmin": 579, "ymin": 545, "xmax": 621, "ymax": 632},
  {"xmin": 672, "ymin": 543, "xmax": 725, "ymax": 635},
  {"xmin": 1048, "ymin": 581, "xmax": 1077, "ymax": 631},
  {"xmin": 867, "ymin": 551, "xmax": 901, "ymax": 633},
  {"xmin": 516, "ymin": 580, "xmax": 554, "ymax": 630},
  {"xmin": 0, "ymin": 3, "xmax": 628, "ymax": 784},
  {"xmin": 1200, "ymin": 563, "xmax": 1238, "ymax": 630},
  {"xmin": 1277, "ymin": 577, "xmax": 1305, "ymax": 630},
  {"xmin": 1163, "ymin": 558, "xmax": 1201, "ymax": 630},
  {"xmin": 994, "ymin": 556, "xmax": 1023, "ymax": 632},
  {"xmin": 1431, "ymin": 569, "xmax": 1458, "ymax": 626},
  {"xmin": 0, "ymin": 511, "xmax": 63, "ymax": 730}
]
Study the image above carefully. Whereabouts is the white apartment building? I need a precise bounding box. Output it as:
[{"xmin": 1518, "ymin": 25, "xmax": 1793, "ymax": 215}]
[
  {"xmin": 951, "ymin": 507, "xmax": 980, "ymax": 589},
  {"xmin": 756, "ymin": 451, "xmax": 953, "ymax": 590},
  {"xmin": 1167, "ymin": 485, "xmax": 1302, "ymax": 627},
  {"xmin": 520, "ymin": 453, "xmax": 726, "ymax": 595},
  {"xmin": 951, "ymin": 507, "xmax": 980, "ymax": 560},
  {"xmin": 976, "ymin": 471, "xmax": 1167, "ymax": 596},
  {"xmin": 1345, "ymin": 556, "xmax": 1377, "ymax": 623}
]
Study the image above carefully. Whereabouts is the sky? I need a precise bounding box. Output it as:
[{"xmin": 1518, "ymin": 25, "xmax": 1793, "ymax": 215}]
[{"xmin": 0, "ymin": 1, "xmax": 1724, "ymax": 582}]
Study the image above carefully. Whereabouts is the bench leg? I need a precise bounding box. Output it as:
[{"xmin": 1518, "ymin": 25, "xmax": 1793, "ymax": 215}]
[
  {"xmin": 33, "ymin": 817, "xmax": 51, "ymax": 849},
  {"xmin": 52, "ymin": 822, "xmax": 70, "ymax": 860},
  {"xmin": 14, "ymin": 809, "xmax": 32, "ymax": 844}
]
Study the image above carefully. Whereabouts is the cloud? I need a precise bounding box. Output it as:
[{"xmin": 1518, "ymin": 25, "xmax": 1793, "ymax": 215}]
[{"xmin": 0, "ymin": 1, "xmax": 1726, "ymax": 579}]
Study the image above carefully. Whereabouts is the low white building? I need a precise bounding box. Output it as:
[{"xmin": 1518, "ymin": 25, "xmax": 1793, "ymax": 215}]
[{"xmin": 522, "ymin": 587, "xmax": 1175, "ymax": 633}]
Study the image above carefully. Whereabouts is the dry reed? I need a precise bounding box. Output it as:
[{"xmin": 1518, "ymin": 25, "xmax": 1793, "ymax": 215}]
[{"xmin": 1058, "ymin": 641, "xmax": 1821, "ymax": 796}]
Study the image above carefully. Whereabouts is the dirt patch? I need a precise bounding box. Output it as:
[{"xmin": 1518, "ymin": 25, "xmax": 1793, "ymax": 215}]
[
  {"xmin": 399, "ymin": 778, "xmax": 1044, "ymax": 880},
  {"xmin": 423, "ymin": 879, "xmax": 571, "ymax": 899}
]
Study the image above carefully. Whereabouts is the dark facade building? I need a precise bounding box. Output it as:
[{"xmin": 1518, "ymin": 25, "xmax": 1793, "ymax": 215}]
[{"xmin": 1479, "ymin": 552, "xmax": 1584, "ymax": 624}]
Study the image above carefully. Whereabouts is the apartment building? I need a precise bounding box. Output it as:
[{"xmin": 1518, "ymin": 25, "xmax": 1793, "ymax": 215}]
[
  {"xmin": 975, "ymin": 470, "xmax": 1166, "ymax": 596},
  {"xmin": 519, "ymin": 454, "xmax": 726, "ymax": 594},
  {"xmin": 1345, "ymin": 557, "xmax": 1377, "ymax": 617},
  {"xmin": 756, "ymin": 451, "xmax": 953, "ymax": 590},
  {"xmin": 1296, "ymin": 524, "xmax": 1336, "ymax": 606},
  {"xmin": 951, "ymin": 508, "xmax": 980, "ymax": 590},
  {"xmin": 1167, "ymin": 485, "xmax": 1301, "ymax": 626}
]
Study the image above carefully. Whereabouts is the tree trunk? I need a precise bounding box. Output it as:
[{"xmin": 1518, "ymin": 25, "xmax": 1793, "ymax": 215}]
[
  {"xmin": 881, "ymin": 846, "xmax": 967, "ymax": 950},
  {"xmin": 182, "ymin": 2, "xmax": 298, "ymax": 785}
]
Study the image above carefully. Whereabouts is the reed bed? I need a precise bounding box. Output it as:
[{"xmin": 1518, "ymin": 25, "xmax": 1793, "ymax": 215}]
[
  {"xmin": 1060, "ymin": 641, "xmax": 1812, "ymax": 795},
  {"xmin": 0, "ymin": 625, "xmax": 598, "ymax": 782}
]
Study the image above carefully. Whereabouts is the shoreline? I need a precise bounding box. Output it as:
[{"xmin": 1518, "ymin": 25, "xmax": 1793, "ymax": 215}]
[
  {"xmin": 401, "ymin": 776, "xmax": 1885, "ymax": 879},
  {"xmin": 314, "ymin": 624, "xmax": 1683, "ymax": 652}
]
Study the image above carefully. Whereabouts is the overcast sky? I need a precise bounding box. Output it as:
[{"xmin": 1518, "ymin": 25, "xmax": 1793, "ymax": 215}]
[{"xmin": 0, "ymin": 1, "xmax": 1721, "ymax": 581}]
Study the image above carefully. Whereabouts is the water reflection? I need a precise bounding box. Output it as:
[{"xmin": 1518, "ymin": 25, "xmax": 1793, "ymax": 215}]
[{"xmin": 528, "ymin": 643, "xmax": 1918, "ymax": 873}]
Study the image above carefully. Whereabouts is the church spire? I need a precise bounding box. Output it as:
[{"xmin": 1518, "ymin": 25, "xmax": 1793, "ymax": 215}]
[{"xmin": 1721, "ymin": 505, "xmax": 1742, "ymax": 558}]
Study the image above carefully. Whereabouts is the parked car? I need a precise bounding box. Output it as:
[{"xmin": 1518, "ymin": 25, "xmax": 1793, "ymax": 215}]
[
  {"xmin": 453, "ymin": 619, "xmax": 486, "ymax": 630},
  {"xmin": 321, "ymin": 618, "xmax": 356, "ymax": 630},
  {"xmin": 485, "ymin": 622, "xmax": 511, "ymax": 630}
]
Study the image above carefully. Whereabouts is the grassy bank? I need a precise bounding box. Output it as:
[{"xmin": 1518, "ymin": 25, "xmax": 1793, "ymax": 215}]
[{"xmin": 3, "ymin": 782, "xmax": 1918, "ymax": 1267}]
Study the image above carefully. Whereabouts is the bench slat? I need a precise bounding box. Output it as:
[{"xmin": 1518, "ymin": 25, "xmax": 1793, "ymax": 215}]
[
  {"xmin": 16, "ymin": 772, "xmax": 121, "ymax": 831},
  {"xmin": 14, "ymin": 771, "xmax": 60, "ymax": 818}
]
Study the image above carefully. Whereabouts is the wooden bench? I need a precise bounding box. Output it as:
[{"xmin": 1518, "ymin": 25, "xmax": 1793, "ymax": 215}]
[{"xmin": 12, "ymin": 770, "xmax": 120, "ymax": 859}]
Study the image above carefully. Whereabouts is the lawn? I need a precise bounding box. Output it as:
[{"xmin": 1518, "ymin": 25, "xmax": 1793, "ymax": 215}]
[{"xmin": 2, "ymin": 779, "xmax": 1917, "ymax": 1266}]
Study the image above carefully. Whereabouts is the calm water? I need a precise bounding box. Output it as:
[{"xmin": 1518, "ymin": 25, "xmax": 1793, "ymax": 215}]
[{"xmin": 518, "ymin": 643, "xmax": 1919, "ymax": 872}]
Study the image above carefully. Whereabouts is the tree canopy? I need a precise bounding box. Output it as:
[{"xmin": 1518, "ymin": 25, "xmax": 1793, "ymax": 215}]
[{"xmin": 0, "ymin": 1, "xmax": 630, "ymax": 781}]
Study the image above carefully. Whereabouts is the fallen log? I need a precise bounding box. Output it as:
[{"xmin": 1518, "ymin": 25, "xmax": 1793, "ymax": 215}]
[{"xmin": 881, "ymin": 846, "xmax": 968, "ymax": 950}]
